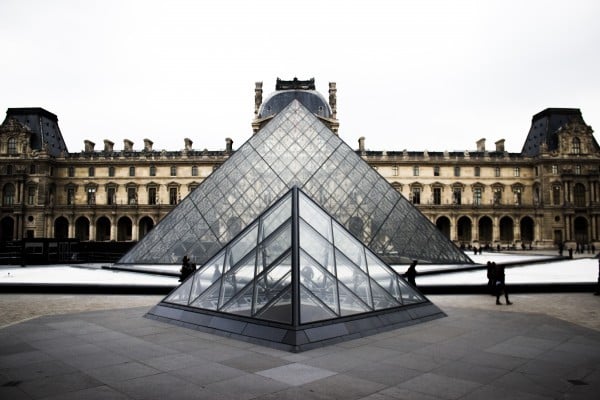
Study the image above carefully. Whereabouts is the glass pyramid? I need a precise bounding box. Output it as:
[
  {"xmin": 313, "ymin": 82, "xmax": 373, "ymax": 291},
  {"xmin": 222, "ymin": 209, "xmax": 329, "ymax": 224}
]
[
  {"xmin": 147, "ymin": 187, "xmax": 444, "ymax": 351},
  {"xmin": 119, "ymin": 99, "xmax": 472, "ymax": 266}
]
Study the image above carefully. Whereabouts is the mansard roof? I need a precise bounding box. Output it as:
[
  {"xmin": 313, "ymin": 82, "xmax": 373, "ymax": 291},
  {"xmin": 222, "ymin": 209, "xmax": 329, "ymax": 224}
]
[
  {"xmin": 520, "ymin": 108, "xmax": 596, "ymax": 156},
  {"xmin": 4, "ymin": 107, "xmax": 68, "ymax": 156}
]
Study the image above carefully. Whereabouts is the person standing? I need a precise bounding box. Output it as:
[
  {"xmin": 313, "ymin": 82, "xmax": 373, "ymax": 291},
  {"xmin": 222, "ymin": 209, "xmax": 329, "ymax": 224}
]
[
  {"xmin": 486, "ymin": 261, "xmax": 495, "ymax": 295},
  {"xmin": 405, "ymin": 260, "xmax": 418, "ymax": 287},
  {"xmin": 494, "ymin": 262, "xmax": 512, "ymax": 305}
]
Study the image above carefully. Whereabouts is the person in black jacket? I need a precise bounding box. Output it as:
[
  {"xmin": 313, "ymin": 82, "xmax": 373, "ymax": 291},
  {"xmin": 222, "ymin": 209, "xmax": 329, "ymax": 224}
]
[
  {"xmin": 494, "ymin": 263, "xmax": 512, "ymax": 305},
  {"xmin": 405, "ymin": 260, "xmax": 418, "ymax": 287}
]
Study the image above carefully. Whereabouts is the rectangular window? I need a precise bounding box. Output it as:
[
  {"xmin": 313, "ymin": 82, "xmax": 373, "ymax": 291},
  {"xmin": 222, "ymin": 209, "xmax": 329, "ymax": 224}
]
[
  {"xmin": 433, "ymin": 187, "xmax": 441, "ymax": 205},
  {"xmin": 433, "ymin": 166, "xmax": 440, "ymax": 177},
  {"xmin": 495, "ymin": 167, "xmax": 500, "ymax": 177},
  {"xmin": 473, "ymin": 187, "xmax": 482, "ymax": 206},
  {"xmin": 67, "ymin": 188, "xmax": 75, "ymax": 205},
  {"xmin": 575, "ymin": 165, "xmax": 581, "ymax": 175},
  {"xmin": 129, "ymin": 166, "xmax": 135, "ymax": 177},
  {"xmin": 148, "ymin": 187, "xmax": 157, "ymax": 205},
  {"xmin": 127, "ymin": 187, "xmax": 137, "ymax": 205},
  {"xmin": 493, "ymin": 188, "xmax": 502, "ymax": 205},
  {"xmin": 191, "ymin": 166, "xmax": 198, "ymax": 177},
  {"xmin": 411, "ymin": 188, "xmax": 421, "ymax": 205},
  {"xmin": 413, "ymin": 166, "xmax": 419, "ymax": 177},
  {"xmin": 108, "ymin": 166, "xmax": 115, "ymax": 177},
  {"xmin": 170, "ymin": 166, "xmax": 177, "ymax": 176},
  {"xmin": 514, "ymin": 188, "xmax": 522, "ymax": 205},
  {"xmin": 392, "ymin": 165, "xmax": 398, "ymax": 176},
  {"xmin": 453, "ymin": 188, "xmax": 462, "ymax": 205},
  {"xmin": 27, "ymin": 187, "xmax": 36, "ymax": 205},
  {"xmin": 87, "ymin": 188, "xmax": 96, "ymax": 205},
  {"xmin": 30, "ymin": 164, "xmax": 36, "ymax": 175},
  {"xmin": 454, "ymin": 166, "xmax": 460, "ymax": 177},
  {"xmin": 88, "ymin": 167, "xmax": 95, "ymax": 177},
  {"xmin": 552, "ymin": 165, "xmax": 558, "ymax": 175},
  {"xmin": 107, "ymin": 187, "xmax": 116, "ymax": 205},
  {"xmin": 68, "ymin": 166, "xmax": 75, "ymax": 177},
  {"xmin": 474, "ymin": 166, "xmax": 480, "ymax": 177},
  {"xmin": 514, "ymin": 167, "xmax": 520, "ymax": 177},
  {"xmin": 169, "ymin": 187, "xmax": 178, "ymax": 205}
]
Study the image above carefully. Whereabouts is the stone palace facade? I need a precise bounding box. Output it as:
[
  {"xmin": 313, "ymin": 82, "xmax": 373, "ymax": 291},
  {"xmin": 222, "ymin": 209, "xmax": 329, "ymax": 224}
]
[{"xmin": 1, "ymin": 79, "xmax": 599, "ymax": 252}]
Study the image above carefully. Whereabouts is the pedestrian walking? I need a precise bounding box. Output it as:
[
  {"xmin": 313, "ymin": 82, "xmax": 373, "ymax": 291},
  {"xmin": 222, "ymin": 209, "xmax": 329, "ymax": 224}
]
[{"xmin": 494, "ymin": 262, "xmax": 512, "ymax": 305}]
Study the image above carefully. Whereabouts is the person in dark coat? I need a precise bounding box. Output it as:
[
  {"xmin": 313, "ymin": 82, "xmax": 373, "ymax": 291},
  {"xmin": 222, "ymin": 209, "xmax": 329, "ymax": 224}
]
[
  {"xmin": 405, "ymin": 260, "xmax": 418, "ymax": 287},
  {"xmin": 494, "ymin": 262, "xmax": 512, "ymax": 305},
  {"xmin": 486, "ymin": 261, "xmax": 495, "ymax": 295},
  {"xmin": 179, "ymin": 255, "xmax": 191, "ymax": 282}
]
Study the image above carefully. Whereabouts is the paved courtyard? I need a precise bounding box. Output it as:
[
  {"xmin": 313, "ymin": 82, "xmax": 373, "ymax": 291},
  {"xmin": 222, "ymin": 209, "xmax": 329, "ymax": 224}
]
[{"xmin": 1, "ymin": 293, "xmax": 599, "ymax": 399}]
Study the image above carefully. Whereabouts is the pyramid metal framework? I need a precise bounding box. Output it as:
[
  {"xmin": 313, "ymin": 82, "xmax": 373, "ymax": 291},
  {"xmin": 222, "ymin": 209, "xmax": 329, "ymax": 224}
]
[
  {"xmin": 119, "ymin": 99, "xmax": 471, "ymax": 266},
  {"xmin": 147, "ymin": 187, "xmax": 445, "ymax": 351}
]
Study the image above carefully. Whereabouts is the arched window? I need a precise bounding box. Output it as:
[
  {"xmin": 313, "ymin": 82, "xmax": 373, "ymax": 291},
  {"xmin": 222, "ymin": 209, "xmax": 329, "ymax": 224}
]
[
  {"xmin": 88, "ymin": 166, "xmax": 95, "ymax": 177},
  {"xmin": 108, "ymin": 166, "xmax": 115, "ymax": 177},
  {"xmin": 3, "ymin": 184, "xmax": 15, "ymax": 205},
  {"xmin": 572, "ymin": 137, "xmax": 581, "ymax": 154},
  {"xmin": 574, "ymin": 183, "xmax": 586, "ymax": 207}
]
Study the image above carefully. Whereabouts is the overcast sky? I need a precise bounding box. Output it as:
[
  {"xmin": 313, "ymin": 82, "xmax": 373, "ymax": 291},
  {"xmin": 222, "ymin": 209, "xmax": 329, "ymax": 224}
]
[{"xmin": 1, "ymin": 0, "xmax": 599, "ymax": 153}]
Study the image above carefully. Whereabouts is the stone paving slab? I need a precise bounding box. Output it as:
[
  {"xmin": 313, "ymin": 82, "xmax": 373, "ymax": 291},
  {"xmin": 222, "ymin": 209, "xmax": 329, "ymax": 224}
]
[{"xmin": 0, "ymin": 295, "xmax": 599, "ymax": 399}]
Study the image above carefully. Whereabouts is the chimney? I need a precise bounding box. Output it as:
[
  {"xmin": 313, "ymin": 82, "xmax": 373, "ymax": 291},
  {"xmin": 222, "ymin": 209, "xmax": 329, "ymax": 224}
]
[
  {"xmin": 476, "ymin": 138, "xmax": 486, "ymax": 152},
  {"xmin": 84, "ymin": 140, "xmax": 95, "ymax": 152},
  {"xmin": 495, "ymin": 139, "xmax": 505, "ymax": 152},
  {"xmin": 358, "ymin": 136, "xmax": 365, "ymax": 154},
  {"xmin": 184, "ymin": 138, "xmax": 193, "ymax": 151},
  {"xmin": 143, "ymin": 139, "xmax": 153, "ymax": 152},
  {"xmin": 103, "ymin": 140, "xmax": 114, "ymax": 152},
  {"xmin": 123, "ymin": 139, "xmax": 133, "ymax": 151},
  {"xmin": 225, "ymin": 138, "xmax": 233, "ymax": 154}
]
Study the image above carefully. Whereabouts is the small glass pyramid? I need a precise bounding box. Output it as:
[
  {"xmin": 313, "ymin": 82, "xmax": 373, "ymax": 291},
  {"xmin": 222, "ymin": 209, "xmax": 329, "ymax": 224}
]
[
  {"xmin": 147, "ymin": 187, "xmax": 444, "ymax": 351},
  {"xmin": 119, "ymin": 100, "xmax": 472, "ymax": 266}
]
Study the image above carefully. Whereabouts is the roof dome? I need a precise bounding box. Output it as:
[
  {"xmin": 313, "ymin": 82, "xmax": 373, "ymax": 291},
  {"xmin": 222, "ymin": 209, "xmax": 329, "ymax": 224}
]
[{"xmin": 258, "ymin": 89, "xmax": 332, "ymax": 119}]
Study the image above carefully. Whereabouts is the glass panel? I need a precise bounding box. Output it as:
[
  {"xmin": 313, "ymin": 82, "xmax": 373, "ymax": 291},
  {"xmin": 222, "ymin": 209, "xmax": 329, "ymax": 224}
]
[
  {"xmin": 337, "ymin": 282, "xmax": 371, "ymax": 316},
  {"xmin": 368, "ymin": 277, "xmax": 401, "ymax": 310},
  {"xmin": 332, "ymin": 221, "xmax": 367, "ymax": 272},
  {"xmin": 190, "ymin": 281, "xmax": 221, "ymax": 310},
  {"xmin": 254, "ymin": 254, "xmax": 292, "ymax": 314},
  {"xmin": 255, "ymin": 286, "xmax": 292, "ymax": 324},
  {"xmin": 261, "ymin": 193, "xmax": 292, "ymax": 240},
  {"xmin": 335, "ymin": 250, "xmax": 373, "ymax": 309},
  {"xmin": 299, "ymin": 193, "xmax": 332, "ymax": 241},
  {"xmin": 220, "ymin": 283, "xmax": 254, "ymax": 316},
  {"xmin": 300, "ymin": 285, "xmax": 338, "ymax": 324},
  {"xmin": 365, "ymin": 251, "xmax": 400, "ymax": 300},
  {"xmin": 164, "ymin": 278, "xmax": 193, "ymax": 305},
  {"xmin": 398, "ymin": 278, "xmax": 425, "ymax": 305},
  {"xmin": 257, "ymin": 222, "xmax": 291, "ymax": 273},
  {"xmin": 189, "ymin": 254, "xmax": 225, "ymax": 304},
  {"xmin": 299, "ymin": 220, "xmax": 335, "ymax": 275},
  {"xmin": 219, "ymin": 250, "xmax": 256, "ymax": 309},
  {"xmin": 227, "ymin": 225, "xmax": 258, "ymax": 268},
  {"xmin": 300, "ymin": 251, "xmax": 339, "ymax": 315}
]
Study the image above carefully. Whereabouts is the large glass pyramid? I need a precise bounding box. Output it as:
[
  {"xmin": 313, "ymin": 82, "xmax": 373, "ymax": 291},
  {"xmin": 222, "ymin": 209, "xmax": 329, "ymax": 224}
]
[
  {"xmin": 119, "ymin": 99, "xmax": 472, "ymax": 266},
  {"xmin": 146, "ymin": 187, "xmax": 445, "ymax": 351}
]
